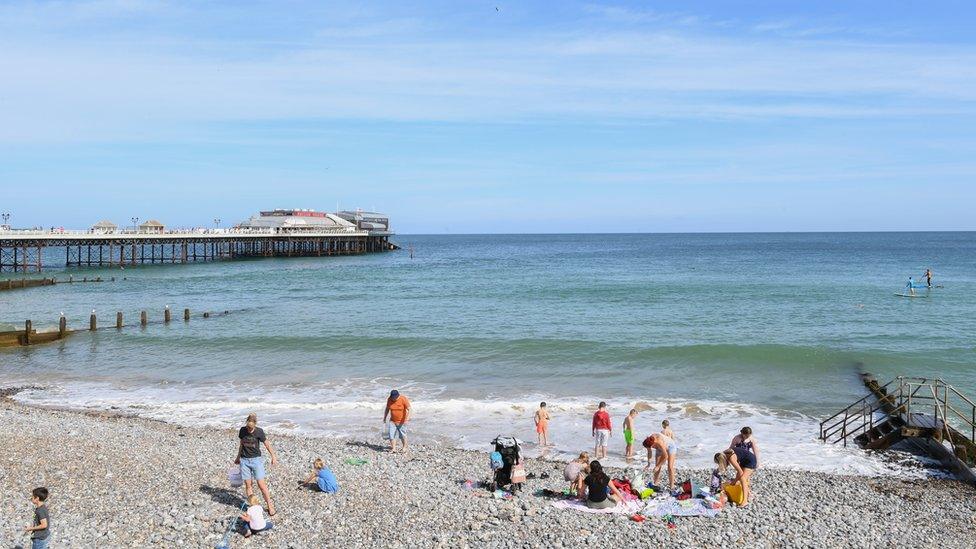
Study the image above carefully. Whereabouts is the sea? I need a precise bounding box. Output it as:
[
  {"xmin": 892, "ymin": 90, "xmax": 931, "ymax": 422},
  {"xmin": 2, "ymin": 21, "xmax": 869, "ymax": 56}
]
[{"xmin": 2, "ymin": 232, "xmax": 974, "ymax": 475}]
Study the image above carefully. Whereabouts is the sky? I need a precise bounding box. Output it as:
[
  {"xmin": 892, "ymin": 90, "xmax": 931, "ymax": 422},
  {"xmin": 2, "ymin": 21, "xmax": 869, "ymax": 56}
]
[{"xmin": 1, "ymin": 1, "xmax": 975, "ymax": 233}]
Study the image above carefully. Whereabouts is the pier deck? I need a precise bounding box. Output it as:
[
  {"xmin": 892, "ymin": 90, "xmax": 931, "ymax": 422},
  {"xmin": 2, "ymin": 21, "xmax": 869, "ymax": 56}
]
[{"xmin": 0, "ymin": 229, "xmax": 396, "ymax": 272}]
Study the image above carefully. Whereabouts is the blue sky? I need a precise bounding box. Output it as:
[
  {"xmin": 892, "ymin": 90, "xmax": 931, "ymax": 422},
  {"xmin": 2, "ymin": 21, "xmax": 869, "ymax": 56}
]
[{"xmin": 1, "ymin": 1, "xmax": 974, "ymax": 233}]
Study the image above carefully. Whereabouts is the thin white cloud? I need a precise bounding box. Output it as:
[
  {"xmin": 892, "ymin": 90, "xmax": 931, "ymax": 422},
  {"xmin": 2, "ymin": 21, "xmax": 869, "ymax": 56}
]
[{"xmin": 1, "ymin": 2, "xmax": 975, "ymax": 143}]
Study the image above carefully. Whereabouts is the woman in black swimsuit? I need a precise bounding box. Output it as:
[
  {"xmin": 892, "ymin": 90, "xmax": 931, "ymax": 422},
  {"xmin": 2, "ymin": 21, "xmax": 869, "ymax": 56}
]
[
  {"xmin": 729, "ymin": 426, "xmax": 760, "ymax": 468},
  {"xmin": 716, "ymin": 447, "xmax": 756, "ymax": 506}
]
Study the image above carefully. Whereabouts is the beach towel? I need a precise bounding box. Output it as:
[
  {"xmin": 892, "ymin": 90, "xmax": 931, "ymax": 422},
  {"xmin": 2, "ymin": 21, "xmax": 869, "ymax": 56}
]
[
  {"xmin": 643, "ymin": 497, "xmax": 720, "ymax": 518},
  {"xmin": 551, "ymin": 499, "xmax": 642, "ymax": 515}
]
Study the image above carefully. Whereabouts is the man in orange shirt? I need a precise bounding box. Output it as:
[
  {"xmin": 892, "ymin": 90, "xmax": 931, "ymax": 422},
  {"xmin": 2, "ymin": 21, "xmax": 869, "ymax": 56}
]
[{"xmin": 384, "ymin": 390, "xmax": 411, "ymax": 453}]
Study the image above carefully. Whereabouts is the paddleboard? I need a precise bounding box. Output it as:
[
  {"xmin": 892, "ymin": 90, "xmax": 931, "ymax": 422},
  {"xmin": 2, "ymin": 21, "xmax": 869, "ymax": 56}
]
[{"xmin": 894, "ymin": 293, "xmax": 928, "ymax": 298}]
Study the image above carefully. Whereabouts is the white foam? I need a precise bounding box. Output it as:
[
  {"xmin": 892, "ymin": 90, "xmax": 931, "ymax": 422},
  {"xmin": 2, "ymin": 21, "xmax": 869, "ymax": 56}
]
[{"xmin": 10, "ymin": 381, "xmax": 927, "ymax": 478}]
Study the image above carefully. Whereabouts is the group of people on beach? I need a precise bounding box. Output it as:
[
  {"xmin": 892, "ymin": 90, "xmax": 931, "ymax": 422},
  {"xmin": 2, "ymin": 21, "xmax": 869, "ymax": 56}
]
[
  {"xmin": 22, "ymin": 391, "xmax": 757, "ymax": 544},
  {"xmin": 226, "ymin": 390, "xmax": 409, "ymax": 539},
  {"xmin": 538, "ymin": 401, "xmax": 761, "ymax": 510},
  {"xmin": 231, "ymin": 412, "xmax": 340, "ymax": 538}
]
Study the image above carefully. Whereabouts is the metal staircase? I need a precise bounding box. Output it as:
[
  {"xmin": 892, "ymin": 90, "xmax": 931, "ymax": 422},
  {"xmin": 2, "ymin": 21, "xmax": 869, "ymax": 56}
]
[{"xmin": 821, "ymin": 376, "xmax": 976, "ymax": 474}]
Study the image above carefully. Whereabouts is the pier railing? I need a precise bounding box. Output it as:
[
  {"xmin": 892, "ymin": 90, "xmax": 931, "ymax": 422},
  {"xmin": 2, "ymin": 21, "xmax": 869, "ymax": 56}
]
[{"xmin": 0, "ymin": 226, "xmax": 361, "ymax": 237}]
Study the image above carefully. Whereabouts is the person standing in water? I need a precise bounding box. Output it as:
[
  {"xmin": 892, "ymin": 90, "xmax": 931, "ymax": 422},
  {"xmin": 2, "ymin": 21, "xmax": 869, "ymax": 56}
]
[
  {"xmin": 622, "ymin": 409, "xmax": 638, "ymax": 460},
  {"xmin": 661, "ymin": 419, "xmax": 676, "ymax": 440},
  {"xmin": 591, "ymin": 402, "xmax": 612, "ymax": 460},
  {"xmin": 729, "ymin": 426, "xmax": 761, "ymax": 469},
  {"xmin": 534, "ymin": 402, "xmax": 551, "ymax": 447},
  {"xmin": 384, "ymin": 390, "xmax": 411, "ymax": 453}
]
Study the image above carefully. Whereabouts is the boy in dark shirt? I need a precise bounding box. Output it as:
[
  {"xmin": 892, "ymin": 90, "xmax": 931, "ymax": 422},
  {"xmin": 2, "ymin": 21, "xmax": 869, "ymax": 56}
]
[{"xmin": 24, "ymin": 487, "xmax": 50, "ymax": 549}]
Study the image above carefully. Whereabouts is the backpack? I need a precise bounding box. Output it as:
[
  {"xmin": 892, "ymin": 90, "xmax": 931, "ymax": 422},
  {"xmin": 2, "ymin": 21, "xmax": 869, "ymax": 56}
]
[{"xmin": 490, "ymin": 451, "xmax": 504, "ymax": 470}]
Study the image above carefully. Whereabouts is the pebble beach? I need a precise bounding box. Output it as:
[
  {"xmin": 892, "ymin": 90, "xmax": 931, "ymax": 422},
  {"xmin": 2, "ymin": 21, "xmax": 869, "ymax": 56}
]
[{"xmin": 2, "ymin": 391, "xmax": 976, "ymax": 548}]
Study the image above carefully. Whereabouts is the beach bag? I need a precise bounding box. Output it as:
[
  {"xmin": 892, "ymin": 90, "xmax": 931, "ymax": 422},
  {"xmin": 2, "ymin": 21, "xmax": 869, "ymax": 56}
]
[
  {"xmin": 510, "ymin": 461, "xmax": 527, "ymax": 484},
  {"xmin": 227, "ymin": 465, "xmax": 243, "ymax": 488},
  {"xmin": 680, "ymin": 479, "xmax": 701, "ymax": 496},
  {"xmin": 490, "ymin": 451, "xmax": 504, "ymax": 470},
  {"xmin": 625, "ymin": 467, "xmax": 645, "ymax": 490},
  {"xmin": 383, "ymin": 422, "xmax": 391, "ymax": 441},
  {"xmin": 723, "ymin": 483, "xmax": 745, "ymax": 506}
]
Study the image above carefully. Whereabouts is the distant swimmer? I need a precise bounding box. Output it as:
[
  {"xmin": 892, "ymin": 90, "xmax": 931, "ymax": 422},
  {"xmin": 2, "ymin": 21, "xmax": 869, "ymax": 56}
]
[{"xmin": 923, "ymin": 268, "xmax": 933, "ymax": 288}]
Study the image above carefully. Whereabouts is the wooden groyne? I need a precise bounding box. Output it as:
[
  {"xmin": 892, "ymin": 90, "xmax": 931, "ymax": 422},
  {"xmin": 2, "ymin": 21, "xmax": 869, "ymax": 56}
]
[
  {"xmin": 0, "ymin": 307, "xmax": 231, "ymax": 349},
  {"xmin": 0, "ymin": 276, "xmax": 118, "ymax": 292},
  {"xmin": 0, "ymin": 229, "xmax": 397, "ymax": 273}
]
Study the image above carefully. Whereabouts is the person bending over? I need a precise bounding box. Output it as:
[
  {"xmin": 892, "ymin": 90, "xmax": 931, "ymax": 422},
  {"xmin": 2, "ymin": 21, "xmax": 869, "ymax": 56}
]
[{"xmin": 642, "ymin": 432, "xmax": 677, "ymax": 492}]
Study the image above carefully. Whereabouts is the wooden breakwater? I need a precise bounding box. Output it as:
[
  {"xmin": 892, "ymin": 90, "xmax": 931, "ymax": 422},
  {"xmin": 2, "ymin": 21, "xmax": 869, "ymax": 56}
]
[
  {"xmin": 0, "ymin": 307, "xmax": 230, "ymax": 348},
  {"xmin": 0, "ymin": 276, "xmax": 119, "ymax": 292}
]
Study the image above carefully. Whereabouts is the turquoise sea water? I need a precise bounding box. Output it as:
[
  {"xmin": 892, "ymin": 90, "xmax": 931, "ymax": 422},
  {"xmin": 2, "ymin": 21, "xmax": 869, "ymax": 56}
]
[{"xmin": 1, "ymin": 233, "xmax": 974, "ymax": 472}]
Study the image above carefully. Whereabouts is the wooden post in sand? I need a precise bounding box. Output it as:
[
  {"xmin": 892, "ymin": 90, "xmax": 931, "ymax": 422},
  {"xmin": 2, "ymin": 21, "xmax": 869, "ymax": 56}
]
[
  {"xmin": 183, "ymin": 308, "xmax": 190, "ymax": 322},
  {"xmin": 24, "ymin": 320, "xmax": 31, "ymax": 345},
  {"xmin": 164, "ymin": 307, "xmax": 171, "ymax": 323},
  {"xmin": 140, "ymin": 311, "xmax": 148, "ymax": 326},
  {"xmin": 89, "ymin": 311, "xmax": 97, "ymax": 331},
  {"xmin": 58, "ymin": 316, "xmax": 67, "ymax": 338},
  {"xmin": 116, "ymin": 312, "xmax": 123, "ymax": 329}
]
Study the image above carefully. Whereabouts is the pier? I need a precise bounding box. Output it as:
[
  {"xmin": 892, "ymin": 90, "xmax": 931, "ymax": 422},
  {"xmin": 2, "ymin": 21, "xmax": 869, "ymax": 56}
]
[{"xmin": 0, "ymin": 212, "xmax": 396, "ymax": 273}]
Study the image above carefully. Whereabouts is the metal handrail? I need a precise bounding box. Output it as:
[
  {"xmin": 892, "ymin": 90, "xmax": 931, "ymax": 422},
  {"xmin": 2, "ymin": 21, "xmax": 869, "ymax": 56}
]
[
  {"xmin": 820, "ymin": 377, "xmax": 899, "ymax": 428},
  {"xmin": 822, "ymin": 377, "xmax": 976, "ymax": 452}
]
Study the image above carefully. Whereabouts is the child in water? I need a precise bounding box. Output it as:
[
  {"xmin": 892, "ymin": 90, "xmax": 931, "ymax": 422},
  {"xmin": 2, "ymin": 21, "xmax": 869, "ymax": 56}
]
[
  {"xmin": 301, "ymin": 458, "xmax": 339, "ymax": 493},
  {"xmin": 661, "ymin": 419, "xmax": 676, "ymax": 440},
  {"xmin": 535, "ymin": 402, "xmax": 551, "ymax": 446},
  {"xmin": 623, "ymin": 409, "xmax": 638, "ymax": 459}
]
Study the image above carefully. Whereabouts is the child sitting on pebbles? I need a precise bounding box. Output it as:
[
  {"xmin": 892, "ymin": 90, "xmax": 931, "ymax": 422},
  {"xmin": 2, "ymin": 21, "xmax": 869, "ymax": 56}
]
[
  {"xmin": 240, "ymin": 494, "xmax": 273, "ymax": 538},
  {"xmin": 301, "ymin": 458, "xmax": 339, "ymax": 494}
]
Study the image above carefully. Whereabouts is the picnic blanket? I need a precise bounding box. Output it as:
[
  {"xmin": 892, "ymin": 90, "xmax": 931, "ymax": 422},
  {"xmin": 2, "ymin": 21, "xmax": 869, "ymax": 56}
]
[
  {"xmin": 642, "ymin": 497, "xmax": 720, "ymax": 518},
  {"xmin": 551, "ymin": 499, "xmax": 642, "ymax": 515}
]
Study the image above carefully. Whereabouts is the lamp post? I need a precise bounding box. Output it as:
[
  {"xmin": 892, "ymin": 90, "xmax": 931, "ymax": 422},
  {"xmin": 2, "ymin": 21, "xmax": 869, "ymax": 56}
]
[
  {"xmin": 1, "ymin": 211, "xmax": 9, "ymax": 229},
  {"xmin": 213, "ymin": 218, "xmax": 221, "ymax": 229},
  {"xmin": 131, "ymin": 216, "xmax": 139, "ymax": 233}
]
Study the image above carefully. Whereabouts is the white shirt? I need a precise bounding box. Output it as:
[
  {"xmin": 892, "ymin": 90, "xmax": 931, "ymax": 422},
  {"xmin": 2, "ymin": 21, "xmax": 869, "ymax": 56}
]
[{"xmin": 246, "ymin": 505, "xmax": 266, "ymax": 530}]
